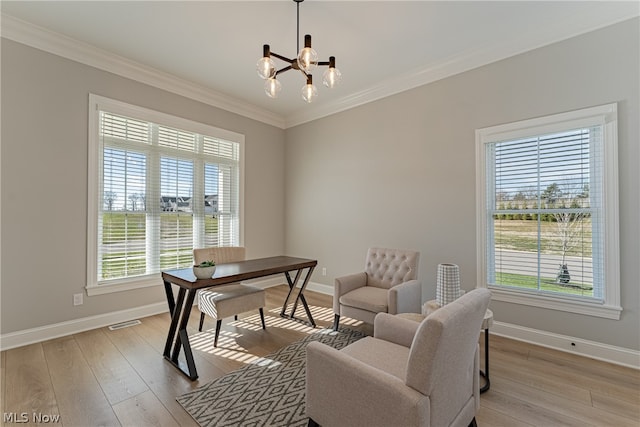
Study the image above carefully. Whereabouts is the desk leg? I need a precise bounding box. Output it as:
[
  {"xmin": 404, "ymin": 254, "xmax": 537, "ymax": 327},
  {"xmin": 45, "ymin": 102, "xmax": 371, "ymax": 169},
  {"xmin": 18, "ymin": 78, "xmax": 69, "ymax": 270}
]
[
  {"xmin": 292, "ymin": 266, "xmax": 316, "ymax": 327},
  {"xmin": 280, "ymin": 267, "xmax": 316, "ymax": 327},
  {"xmin": 480, "ymin": 328, "xmax": 490, "ymax": 393},
  {"xmin": 163, "ymin": 286, "xmax": 198, "ymax": 381},
  {"xmin": 281, "ymin": 270, "xmax": 301, "ymax": 317},
  {"xmin": 163, "ymin": 287, "xmax": 185, "ymax": 358},
  {"xmin": 163, "ymin": 280, "xmax": 176, "ymax": 315}
]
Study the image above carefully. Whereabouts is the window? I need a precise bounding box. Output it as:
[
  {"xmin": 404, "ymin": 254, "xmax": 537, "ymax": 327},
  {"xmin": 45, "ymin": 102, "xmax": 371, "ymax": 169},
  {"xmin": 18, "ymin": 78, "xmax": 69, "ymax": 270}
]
[
  {"xmin": 476, "ymin": 104, "xmax": 620, "ymax": 319},
  {"xmin": 87, "ymin": 95, "xmax": 244, "ymax": 295}
]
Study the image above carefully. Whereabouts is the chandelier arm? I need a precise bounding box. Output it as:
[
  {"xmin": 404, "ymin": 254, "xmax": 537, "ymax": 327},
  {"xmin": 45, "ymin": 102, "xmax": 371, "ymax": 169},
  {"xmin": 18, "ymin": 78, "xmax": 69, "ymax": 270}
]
[
  {"xmin": 270, "ymin": 52, "xmax": 295, "ymax": 63},
  {"xmin": 316, "ymin": 61, "xmax": 331, "ymax": 66},
  {"xmin": 275, "ymin": 65, "xmax": 293, "ymax": 76}
]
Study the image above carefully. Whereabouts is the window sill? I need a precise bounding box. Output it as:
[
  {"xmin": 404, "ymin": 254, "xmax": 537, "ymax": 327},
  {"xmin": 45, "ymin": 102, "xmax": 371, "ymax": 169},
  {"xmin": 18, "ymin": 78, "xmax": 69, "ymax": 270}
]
[
  {"xmin": 488, "ymin": 287, "xmax": 622, "ymax": 320},
  {"xmin": 86, "ymin": 274, "xmax": 162, "ymax": 296}
]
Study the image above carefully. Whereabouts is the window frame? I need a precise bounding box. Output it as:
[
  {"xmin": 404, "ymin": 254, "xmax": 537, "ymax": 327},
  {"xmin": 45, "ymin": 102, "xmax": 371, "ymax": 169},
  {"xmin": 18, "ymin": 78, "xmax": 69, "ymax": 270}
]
[
  {"xmin": 475, "ymin": 104, "xmax": 621, "ymax": 319},
  {"xmin": 87, "ymin": 94, "xmax": 245, "ymax": 296}
]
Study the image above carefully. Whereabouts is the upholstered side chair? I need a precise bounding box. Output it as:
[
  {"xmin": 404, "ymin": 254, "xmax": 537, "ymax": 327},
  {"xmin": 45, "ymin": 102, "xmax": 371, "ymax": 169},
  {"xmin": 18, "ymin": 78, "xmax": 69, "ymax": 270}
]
[
  {"xmin": 307, "ymin": 288, "xmax": 491, "ymax": 427},
  {"xmin": 333, "ymin": 247, "xmax": 421, "ymax": 330},
  {"xmin": 194, "ymin": 247, "xmax": 266, "ymax": 347}
]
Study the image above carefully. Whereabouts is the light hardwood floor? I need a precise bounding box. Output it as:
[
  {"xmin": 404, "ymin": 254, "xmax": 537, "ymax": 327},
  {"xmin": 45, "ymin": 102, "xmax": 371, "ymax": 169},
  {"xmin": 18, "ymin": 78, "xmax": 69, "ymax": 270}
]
[{"xmin": 1, "ymin": 285, "xmax": 638, "ymax": 427}]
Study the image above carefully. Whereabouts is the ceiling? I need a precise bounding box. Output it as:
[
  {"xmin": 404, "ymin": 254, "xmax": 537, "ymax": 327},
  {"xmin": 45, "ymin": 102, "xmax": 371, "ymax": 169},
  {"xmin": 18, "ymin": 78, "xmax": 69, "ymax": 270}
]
[{"xmin": 2, "ymin": 1, "xmax": 638, "ymax": 128}]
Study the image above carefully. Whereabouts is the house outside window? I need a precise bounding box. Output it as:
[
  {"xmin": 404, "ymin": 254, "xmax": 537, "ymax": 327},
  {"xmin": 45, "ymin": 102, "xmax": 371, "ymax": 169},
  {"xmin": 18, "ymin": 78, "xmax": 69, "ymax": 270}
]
[
  {"xmin": 475, "ymin": 104, "xmax": 620, "ymax": 319},
  {"xmin": 87, "ymin": 95, "xmax": 244, "ymax": 295}
]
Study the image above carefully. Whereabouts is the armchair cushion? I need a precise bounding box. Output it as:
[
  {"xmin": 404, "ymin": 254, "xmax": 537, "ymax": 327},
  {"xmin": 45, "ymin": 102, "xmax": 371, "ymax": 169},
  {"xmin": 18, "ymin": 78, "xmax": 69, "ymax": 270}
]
[
  {"xmin": 339, "ymin": 286, "xmax": 389, "ymax": 313},
  {"xmin": 341, "ymin": 337, "xmax": 410, "ymax": 381}
]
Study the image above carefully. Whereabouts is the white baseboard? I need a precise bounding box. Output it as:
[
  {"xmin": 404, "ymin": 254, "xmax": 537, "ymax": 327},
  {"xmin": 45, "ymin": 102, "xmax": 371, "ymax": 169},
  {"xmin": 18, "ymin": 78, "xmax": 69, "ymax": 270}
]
[
  {"xmin": 491, "ymin": 321, "xmax": 640, "ymax": 369},
  {"xmin": 306, "ymin": 281, "xmax": 333, "ymax": 295},
  {"xmin": 0, "ymin": 302, "xmax": 168, "ymax": 351},
  {"xmin": 3, "ymin": 282, "xmax": 638, "ymax": 370}
]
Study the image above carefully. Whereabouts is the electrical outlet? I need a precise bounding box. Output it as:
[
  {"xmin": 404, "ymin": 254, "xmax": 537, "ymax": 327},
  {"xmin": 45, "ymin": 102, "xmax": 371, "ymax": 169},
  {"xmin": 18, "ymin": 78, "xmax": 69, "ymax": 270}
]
[
  {"xmin": 322, "ymin": 267, "xmax": 327, "ymax": 276},
  {"xmin": 73, "ymin": 293, "xmax": 83, "ymax": 306}
]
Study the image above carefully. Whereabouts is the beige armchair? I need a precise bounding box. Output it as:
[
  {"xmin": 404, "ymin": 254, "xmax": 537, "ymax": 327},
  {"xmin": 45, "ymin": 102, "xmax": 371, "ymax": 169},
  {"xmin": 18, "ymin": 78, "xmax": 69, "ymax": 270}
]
[
  {"xmin": 307, "ymin": 288, "xmax": 491, "ymax": 427},
  {"xmin": 194, "ymin": 247, "xmax": 266, "ymax": 347},
  {"xmin": 333, "ymin": 247, "xmax": 421, "ymax": 330}
]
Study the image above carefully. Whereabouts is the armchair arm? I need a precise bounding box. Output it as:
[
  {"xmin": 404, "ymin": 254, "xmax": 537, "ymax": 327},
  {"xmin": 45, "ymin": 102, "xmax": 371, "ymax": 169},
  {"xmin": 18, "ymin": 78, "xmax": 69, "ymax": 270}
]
[
  {"xmin": 306, "ymin": 341, "xmax": 428, "ymax": 427},
  {"xmin": 333, "ymin": 272, "xmax": 367, "ymax": 314},
  {"xmin": 388, "ymin": 279, "xmax": 422, "ymax": 314},
  {"xmin": 374, "ymin": 313, "xmax": 421, "ymax": 348}
]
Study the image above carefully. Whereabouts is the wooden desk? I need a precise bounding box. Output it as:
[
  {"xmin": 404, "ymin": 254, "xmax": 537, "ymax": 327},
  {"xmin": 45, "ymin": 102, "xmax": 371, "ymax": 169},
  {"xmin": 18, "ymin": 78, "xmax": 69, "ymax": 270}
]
[{"xmin": 161, "ymin": 256, "xmax": 317, "ymax": 380}]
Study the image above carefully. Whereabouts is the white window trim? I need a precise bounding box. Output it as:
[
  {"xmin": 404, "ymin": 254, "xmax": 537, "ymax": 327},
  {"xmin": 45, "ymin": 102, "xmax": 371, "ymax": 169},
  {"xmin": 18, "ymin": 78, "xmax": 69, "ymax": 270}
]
[
  {"xmin": 87, "ymin": 94, "xmax": 245, "ymax": 296},
  {"xmin": 475, "ymin": 104, "xmax": 621, "ymax": 320}
]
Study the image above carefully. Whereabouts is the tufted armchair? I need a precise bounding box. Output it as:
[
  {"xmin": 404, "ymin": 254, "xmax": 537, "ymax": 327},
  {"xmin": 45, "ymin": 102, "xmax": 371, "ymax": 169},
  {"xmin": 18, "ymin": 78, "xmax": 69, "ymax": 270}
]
[
  {"xmin": 333, "ymin": 247, "xmax": 421, "ymax": 330},
  {"xmin": 307, "ymin": 288, "xmax": 491, "ymax": 427}
]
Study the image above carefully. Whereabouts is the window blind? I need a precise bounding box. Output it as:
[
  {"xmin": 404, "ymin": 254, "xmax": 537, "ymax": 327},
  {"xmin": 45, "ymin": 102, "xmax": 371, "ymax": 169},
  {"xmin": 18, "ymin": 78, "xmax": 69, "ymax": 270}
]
[
  {"xmin": 487, "ymin": 126, "xmax": 603, "ymax": 300},
  {"xmin": 97, "ymin": 111, "xmax": 241, "ymax": 283}
]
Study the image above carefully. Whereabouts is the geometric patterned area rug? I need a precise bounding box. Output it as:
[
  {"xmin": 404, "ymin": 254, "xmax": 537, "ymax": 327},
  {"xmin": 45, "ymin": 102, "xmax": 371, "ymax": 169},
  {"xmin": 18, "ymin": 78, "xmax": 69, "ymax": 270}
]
[{"xmin": 176, "ymin": 327, "xmax": 366, "ymax": 427}]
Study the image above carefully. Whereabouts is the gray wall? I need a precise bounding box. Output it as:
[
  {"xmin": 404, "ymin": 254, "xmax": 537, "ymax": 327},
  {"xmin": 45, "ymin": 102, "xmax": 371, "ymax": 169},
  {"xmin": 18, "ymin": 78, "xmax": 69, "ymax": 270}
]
[
  {"xmin": 1, "ymin": 39, "xmax": 286, "ymax": 334},
  {"xmin": 284, "ymin": 18, "xmax": 640, "ymax": 350}
]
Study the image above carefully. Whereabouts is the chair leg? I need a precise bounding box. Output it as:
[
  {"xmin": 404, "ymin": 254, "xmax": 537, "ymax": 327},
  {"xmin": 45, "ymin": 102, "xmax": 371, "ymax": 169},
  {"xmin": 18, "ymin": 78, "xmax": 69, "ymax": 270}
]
[
  {"xmin": 259, "ymin": 308, "xmax": 266, "ymax": 330},
  {"xmin": 214, "ymin": 319, "xmax": 222, "ymax": 347},
  {"xmin": 198, "ymin": 312, "xmax": 205, "ymax": 332},
  {"xmin": 332, "ymin": 314, "xmax": 340, "ymax": 331},
  {"xmin": 308, "ymin": 418, "xmax": 320, "ymax": 427},
  {"xmin": 468, "ymin": 417, "xmax": 477, "ymax": 427}
]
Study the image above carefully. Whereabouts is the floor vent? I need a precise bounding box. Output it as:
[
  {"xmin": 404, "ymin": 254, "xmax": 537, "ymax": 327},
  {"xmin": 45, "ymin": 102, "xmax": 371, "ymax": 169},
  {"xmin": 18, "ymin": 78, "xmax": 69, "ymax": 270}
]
[{"xmin": 108, "ymin": 319, "xmax": 142, "ymax": 331}]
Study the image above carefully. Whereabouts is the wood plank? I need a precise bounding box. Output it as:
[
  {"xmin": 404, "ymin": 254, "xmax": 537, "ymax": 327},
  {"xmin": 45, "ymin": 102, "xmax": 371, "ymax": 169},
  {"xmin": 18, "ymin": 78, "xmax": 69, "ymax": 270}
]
[
  {"xmin": 3, "ymin": 343, "xmax": 59, "ymax": 427},
  {"xmin": 490, "ymin": 375, "xmax": 640, "ymax": 427},
  {"xmin": 112, "ymin": 390, "xmax": 179, "ymax": 427},
  {"xmin": 475, "ymin": 405, "xmax": 535, "ymax": 427},
  {"xmin": 591, "ymin": 389, "xmax": 640, "ymax": 421},
  {"xmin": 504, "ymin": 345, "xmax": 640, "ymax": 406},
  {"xmin": 74, "ymin": 328, "xmax": 149, "ymax": 405},
  {"xmin": 43, "ymin": 338, "xmax": 120, "ymax": 426},
  {"xmin": 489, "ymin": 349, "xmax": 593, "ymax": 404},
  {"xmin": 481, "ymin": 389, "xmax": 585, "ymax": 426},
  {"xmin": 103, "ymin": 324, "xmax": 199, "ymax": 427}
]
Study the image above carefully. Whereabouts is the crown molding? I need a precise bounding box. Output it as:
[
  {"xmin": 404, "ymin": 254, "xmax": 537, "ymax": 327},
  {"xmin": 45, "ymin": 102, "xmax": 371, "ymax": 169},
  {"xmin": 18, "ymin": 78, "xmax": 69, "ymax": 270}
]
[
  {"xmin": 2, "ymin": 12, "xmax": 638, "ymax": 130},
  {"xmin": 0, "ymin": 14, "xmax": 286, "ymax": 129}
]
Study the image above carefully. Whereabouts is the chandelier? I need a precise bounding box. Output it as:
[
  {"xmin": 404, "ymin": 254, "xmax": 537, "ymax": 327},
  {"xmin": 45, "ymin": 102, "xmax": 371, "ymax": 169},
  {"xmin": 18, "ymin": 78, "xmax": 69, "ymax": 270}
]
[{"xmin": 256, "ymin": 0, "xmax": 342, "ymax": 103}]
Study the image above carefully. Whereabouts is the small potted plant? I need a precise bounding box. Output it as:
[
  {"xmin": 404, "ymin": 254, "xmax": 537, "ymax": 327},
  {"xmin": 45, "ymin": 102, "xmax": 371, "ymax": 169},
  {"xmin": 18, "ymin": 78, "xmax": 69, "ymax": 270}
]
[{"xmin": 193, "ymin": 260, "xmax": 216, "ymax": 279}]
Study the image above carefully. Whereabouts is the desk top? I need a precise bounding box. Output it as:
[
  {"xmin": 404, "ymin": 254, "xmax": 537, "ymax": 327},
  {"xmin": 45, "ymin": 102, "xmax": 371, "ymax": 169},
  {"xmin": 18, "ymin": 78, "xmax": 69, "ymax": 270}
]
[{"xmin": 162, "ymin": 255, "xmax": 317, "ymax": 290}]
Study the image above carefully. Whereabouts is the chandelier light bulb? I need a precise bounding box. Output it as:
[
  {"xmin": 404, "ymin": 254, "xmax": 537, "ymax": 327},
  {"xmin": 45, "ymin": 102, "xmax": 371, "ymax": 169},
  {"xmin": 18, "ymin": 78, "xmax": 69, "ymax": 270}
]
[
  {"xmin": 297, "ymin": 35, "xmax": 318, "ymax": 73},
  {"xmin": 256, "ymin": 45, "xmax": 276, "ymax": 79},
  {"xmin": 322, "ymin": 56, "xmax": 342, "ymax": 88},
  {"xmin": 301, "ymin": 75, "xmax": 318, "ymax": 103},
  {"xmin": 265, "ymin": 78, "xmax": 282, "ymax": 98}
]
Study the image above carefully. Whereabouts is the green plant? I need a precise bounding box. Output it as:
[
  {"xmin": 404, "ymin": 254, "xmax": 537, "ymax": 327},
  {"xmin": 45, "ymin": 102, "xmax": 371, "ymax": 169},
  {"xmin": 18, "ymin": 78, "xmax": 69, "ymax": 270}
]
[{"xmin": 195, "ymin": 260, "xmax": 216, "ymax": 267}]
